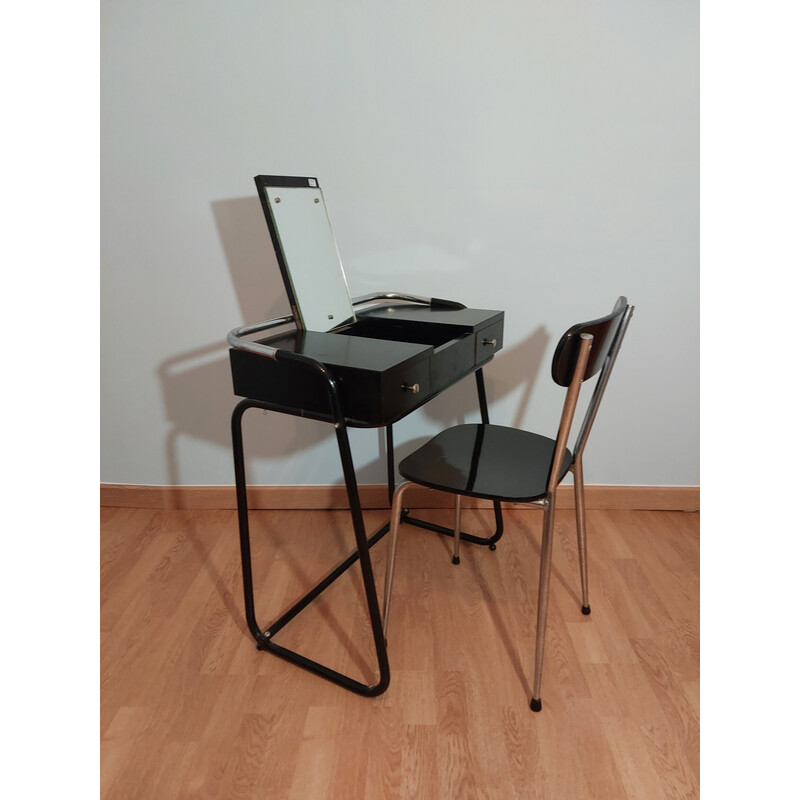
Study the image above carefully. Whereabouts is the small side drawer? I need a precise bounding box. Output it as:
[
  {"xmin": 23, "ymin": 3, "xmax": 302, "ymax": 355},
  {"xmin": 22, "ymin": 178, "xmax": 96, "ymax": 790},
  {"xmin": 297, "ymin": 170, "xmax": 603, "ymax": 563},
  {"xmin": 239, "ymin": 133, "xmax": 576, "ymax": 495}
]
[{"xmin": 475, "ymin": 320, "xmax": 504, "ymax": 364}]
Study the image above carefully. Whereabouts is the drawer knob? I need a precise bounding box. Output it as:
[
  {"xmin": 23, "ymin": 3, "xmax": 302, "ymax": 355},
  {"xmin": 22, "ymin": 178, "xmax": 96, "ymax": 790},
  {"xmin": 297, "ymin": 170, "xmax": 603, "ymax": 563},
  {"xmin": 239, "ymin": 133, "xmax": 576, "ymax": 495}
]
[
  {"xmin": 402, "ymin": 383, "xmax": 420, "ymax": 394},
  {"xmin": 482, "ymin": 338, "xmax": 497, "ymax": 347}
]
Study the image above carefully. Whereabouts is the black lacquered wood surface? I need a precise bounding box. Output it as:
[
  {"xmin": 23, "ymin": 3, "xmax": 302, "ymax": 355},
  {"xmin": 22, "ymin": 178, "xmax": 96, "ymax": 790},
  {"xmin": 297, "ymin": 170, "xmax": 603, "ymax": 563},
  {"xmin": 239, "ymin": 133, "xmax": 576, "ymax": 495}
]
[
  {"xmin": 551, "ymin": 296, "xmax": 627, "ymax": 386},
  {"xmin": 398, "ymin": 423, "xmax": 573, "ymax": 503},
  {"xmin": 229, "ymin": 305, "xmax": 504, "ymax": 427}
]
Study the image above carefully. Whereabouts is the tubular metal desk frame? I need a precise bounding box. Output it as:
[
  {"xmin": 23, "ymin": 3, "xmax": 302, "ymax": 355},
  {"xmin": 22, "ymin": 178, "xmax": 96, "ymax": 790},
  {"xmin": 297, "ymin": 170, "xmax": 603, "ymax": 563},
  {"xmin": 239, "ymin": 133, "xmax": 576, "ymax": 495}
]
[{"xmin": 228, "ymin": 292, "xmax": 504, "ymax": 697}]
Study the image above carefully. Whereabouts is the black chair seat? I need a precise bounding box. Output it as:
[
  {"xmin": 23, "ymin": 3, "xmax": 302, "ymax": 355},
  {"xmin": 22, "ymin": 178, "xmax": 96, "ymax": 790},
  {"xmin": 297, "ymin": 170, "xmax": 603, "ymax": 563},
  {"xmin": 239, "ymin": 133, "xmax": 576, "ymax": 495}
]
[{"xmin": 399, "ymin": 423, "xmax": 573, "ymax": 503}]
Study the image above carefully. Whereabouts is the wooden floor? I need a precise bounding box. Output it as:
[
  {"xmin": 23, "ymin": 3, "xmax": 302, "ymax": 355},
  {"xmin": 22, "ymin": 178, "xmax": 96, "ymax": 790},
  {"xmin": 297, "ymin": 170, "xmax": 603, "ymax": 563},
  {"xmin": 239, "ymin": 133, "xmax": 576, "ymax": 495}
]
[{"xmin": 100, "ymin": 505, "xmax": 699, "ymax": 799}]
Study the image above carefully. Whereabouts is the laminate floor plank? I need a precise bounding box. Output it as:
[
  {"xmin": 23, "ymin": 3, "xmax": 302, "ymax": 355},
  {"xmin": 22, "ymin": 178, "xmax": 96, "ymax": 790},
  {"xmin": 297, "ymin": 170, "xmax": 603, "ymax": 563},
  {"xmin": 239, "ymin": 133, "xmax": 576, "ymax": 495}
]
[{"xmin": 101, "ymin": 506, "xmax": 699, "ymax": 799}]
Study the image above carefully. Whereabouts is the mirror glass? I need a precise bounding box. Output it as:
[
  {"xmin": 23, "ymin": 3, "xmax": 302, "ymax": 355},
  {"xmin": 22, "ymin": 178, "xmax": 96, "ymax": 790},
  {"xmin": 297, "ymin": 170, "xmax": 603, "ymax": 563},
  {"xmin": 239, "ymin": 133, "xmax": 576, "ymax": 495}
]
[{"xmin": 264, "ymin": 182, "xmax": 355, "ymax": 331}]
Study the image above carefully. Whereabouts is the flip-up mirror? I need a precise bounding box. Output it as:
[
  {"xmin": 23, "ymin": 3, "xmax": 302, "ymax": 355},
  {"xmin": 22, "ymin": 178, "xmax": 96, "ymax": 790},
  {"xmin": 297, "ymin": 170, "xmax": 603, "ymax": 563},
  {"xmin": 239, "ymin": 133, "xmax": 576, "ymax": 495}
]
[{"xmin": 255, "ymin": 175, "xmax": 355, "ymax": 331}]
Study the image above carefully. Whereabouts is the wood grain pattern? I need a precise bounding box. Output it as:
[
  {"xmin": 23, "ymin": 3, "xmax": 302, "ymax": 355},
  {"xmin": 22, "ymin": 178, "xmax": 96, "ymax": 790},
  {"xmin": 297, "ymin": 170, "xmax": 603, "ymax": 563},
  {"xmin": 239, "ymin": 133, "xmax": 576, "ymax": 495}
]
[{"xmin": 101, "ymin": 505, "xmax": 699, "ymax": 799}]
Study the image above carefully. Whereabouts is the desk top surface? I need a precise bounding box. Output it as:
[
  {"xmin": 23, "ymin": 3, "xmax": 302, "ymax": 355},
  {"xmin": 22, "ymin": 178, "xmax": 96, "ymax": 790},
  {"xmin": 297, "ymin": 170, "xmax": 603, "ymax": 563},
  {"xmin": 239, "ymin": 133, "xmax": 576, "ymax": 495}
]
[
  {"xmin": 256, "ymin": 328, "xmax": 433, "ymax": 372},
  {"xmin": 253, "ymin": 304, "xmax": 503, "ymax": 373}
]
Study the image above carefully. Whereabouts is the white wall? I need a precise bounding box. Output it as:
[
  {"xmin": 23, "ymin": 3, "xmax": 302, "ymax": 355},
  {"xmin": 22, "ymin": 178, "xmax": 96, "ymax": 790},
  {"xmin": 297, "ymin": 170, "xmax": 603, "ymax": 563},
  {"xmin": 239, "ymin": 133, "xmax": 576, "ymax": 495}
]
[{"xmin": 101, "ymin": 0, "xmax": 698, "ymax": 489}]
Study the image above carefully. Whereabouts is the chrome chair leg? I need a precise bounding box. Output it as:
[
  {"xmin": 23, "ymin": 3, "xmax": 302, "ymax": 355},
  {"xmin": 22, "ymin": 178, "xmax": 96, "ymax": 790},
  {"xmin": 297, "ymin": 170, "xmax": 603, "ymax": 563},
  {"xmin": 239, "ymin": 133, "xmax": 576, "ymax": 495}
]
[
  {"xmin": 452, "ymin": 494, "xmax": 462, "ymax": 565},
  {"xmin": 383, "ymin": 481, "xmax": 414, "ymax": 642},
  {"xmin": 531, "ymin": 495, "xmax": 556, "ymax": 712},
  {"xmin": 572, "ymin": 456, "xmax": 591, "ymax": 615}
]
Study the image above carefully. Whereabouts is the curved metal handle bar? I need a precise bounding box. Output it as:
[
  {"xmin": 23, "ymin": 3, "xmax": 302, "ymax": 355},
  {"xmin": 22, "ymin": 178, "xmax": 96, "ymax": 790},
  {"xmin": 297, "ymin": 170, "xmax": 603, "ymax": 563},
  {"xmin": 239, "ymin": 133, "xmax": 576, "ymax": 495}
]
[
  {"xmin": 226, "ymin": 314, "xmax": 294, "ymax": 358},
  {"xmin": 351, "ymin": 292, "xmax": 466, "ymax": 310},
  {"xmin": 226, "ymin": 313, "xmax": 345, "ymax": 420},
  {"xmin": 351, "ymin": 291, "xmax": 433, "ymax": 307}
]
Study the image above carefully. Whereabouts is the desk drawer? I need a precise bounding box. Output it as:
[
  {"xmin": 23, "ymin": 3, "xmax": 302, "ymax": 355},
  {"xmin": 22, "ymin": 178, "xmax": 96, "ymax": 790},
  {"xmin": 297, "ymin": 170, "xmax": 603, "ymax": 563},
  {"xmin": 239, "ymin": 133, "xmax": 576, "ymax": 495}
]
[
  {"xmin": 381, "ymin": 358, "xmax": 431, "ymax": 421},
  {"xmin": 475, "ymin": 320, "xmax": 503, "ymax": 364}
]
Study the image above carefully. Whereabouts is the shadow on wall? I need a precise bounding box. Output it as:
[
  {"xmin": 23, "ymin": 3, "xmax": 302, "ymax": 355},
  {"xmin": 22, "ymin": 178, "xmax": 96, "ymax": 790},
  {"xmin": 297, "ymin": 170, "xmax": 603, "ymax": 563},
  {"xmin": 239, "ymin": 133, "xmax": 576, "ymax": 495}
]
[
  {"xmin": 420, "ymin": 326, "xmax": 549, "ymax": 430},
  {"xmin": 157, "ymin": 195, "xmax": 551, "ymax": 488},
  {"xmin": 157, "ymin": 196, "xmax": 329, "ymax": 487},
  {"xmin": 210, "ymin": 195, "xmax": 290, "ymax": 325}
]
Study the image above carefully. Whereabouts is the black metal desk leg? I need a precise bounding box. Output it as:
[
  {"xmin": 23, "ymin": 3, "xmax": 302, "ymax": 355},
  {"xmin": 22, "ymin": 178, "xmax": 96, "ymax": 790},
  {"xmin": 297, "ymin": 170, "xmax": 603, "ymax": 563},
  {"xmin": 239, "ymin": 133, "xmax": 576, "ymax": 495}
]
[
  {"xmin": 386, "ymin": 424, "xmax": 395, "ymax": 504},
  {"xmin": 231, "ymin": 400, "xmax": 270, "ymax": 648},
  {"xmin": 335, "ymin": 423, "xmax": 391, "ymax": 693},
  {"xmin": 231, "ymin": 399, "xmax": 390, "ymax": 696},
  {"xmin": 475, "ymin": 366, "xmax": 490, "ymax": 424},
  {"xmin": 474, "ymin": 367, "xmax": 504, "ymax": 547}
]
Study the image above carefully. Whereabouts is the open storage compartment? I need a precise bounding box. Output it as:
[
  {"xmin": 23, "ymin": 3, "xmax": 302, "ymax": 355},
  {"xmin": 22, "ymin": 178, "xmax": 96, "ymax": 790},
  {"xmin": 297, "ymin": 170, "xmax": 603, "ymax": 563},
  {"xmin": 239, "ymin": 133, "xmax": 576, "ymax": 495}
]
[{"xmin": 336, "ymin": 315, "xmax": 472, "ymax": 348}]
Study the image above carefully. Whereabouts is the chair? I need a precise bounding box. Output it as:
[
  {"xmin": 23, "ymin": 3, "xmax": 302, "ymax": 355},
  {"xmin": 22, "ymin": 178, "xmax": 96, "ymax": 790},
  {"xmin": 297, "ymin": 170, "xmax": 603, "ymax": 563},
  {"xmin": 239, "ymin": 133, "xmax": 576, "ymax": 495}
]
[{"xmin": 382, "ymin": 297, "xmax": 634, "ymax": 711}]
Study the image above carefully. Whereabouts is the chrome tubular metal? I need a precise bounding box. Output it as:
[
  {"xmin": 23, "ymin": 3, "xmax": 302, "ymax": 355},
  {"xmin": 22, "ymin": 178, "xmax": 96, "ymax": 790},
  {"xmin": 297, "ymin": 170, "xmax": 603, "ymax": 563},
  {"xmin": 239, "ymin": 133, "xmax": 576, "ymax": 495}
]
[
  {"xmin": 532, "ymin": 332, "xmax": 593, "ymax": 711},
  {"xmin": 226, "ymin": 314, "xmax": 295, "ymax": 359},
  {"xmin": 531, "ymin": 497, "xmax": 556, "ymax": 711},
  {"xmin": 570, "ymin": 455, "xmax": 590, "ymax": 614},
  {"xmin": 352, "ymin": 292, "xmax": 466, "ymax": 311},
  {"xmin": 383, "ymin": 481, "xmax": 415, "ymax": 642},
  {"xmin": 351, "ymin": 292, "xmax": 435, "ymax": 308},
  {"xmin": 572, "ymin": 305, "xmax": 634, "ymax": 460},
  {"xmin": 547, "ymin": 334, "xmax": 593, "ymax": 497}
]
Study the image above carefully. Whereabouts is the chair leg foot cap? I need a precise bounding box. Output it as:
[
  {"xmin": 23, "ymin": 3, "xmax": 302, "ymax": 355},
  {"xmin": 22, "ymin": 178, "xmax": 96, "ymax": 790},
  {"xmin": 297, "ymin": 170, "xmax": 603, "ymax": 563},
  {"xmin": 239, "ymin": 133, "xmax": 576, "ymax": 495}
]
[
  {"xmin": 452, "ymin": 555, "xmax": 460, "ymax": 565},
  {"xmin": 581, "ymin": 605, "xmax": 591, "ymax": 615},
  {"xmin": 530, "ymin": 697, "xmax": 542, "ymax": 712}
]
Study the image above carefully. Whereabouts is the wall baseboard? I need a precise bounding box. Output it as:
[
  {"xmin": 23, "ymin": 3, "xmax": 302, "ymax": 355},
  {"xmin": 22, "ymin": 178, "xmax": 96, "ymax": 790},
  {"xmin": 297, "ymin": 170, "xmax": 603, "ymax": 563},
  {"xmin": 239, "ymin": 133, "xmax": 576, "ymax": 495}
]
[{"xmin": 100, "ymin": 483, "xmax": 699, "ymax": 512}]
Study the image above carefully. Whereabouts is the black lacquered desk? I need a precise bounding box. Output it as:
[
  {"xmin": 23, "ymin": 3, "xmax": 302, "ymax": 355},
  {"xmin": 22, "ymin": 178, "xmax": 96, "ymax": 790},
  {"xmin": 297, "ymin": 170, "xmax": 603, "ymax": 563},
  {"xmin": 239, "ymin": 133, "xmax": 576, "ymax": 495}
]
[{"xmin": 228, "ymin": 294, "xmax": 505, "ymax": 696}]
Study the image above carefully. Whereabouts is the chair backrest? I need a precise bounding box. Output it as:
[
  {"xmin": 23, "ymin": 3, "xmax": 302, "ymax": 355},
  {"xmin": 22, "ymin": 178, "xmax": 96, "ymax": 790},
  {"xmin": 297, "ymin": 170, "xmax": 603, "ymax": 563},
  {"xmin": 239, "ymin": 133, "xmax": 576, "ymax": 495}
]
[
  {"xmin": 546, "ymin": 298, "xmax": 634, "ymax": 492},
  {"xmin": 551, "ymin": 296, "xmax": 629, "ymax": 387}
]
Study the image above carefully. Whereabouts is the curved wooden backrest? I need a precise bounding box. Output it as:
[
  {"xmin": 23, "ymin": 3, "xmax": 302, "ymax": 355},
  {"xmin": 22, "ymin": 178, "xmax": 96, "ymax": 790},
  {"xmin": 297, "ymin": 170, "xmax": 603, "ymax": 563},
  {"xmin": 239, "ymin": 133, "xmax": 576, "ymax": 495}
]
[{"xmin": 551, "ymin": 296, "xmax": 628, "ymax": 387}]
